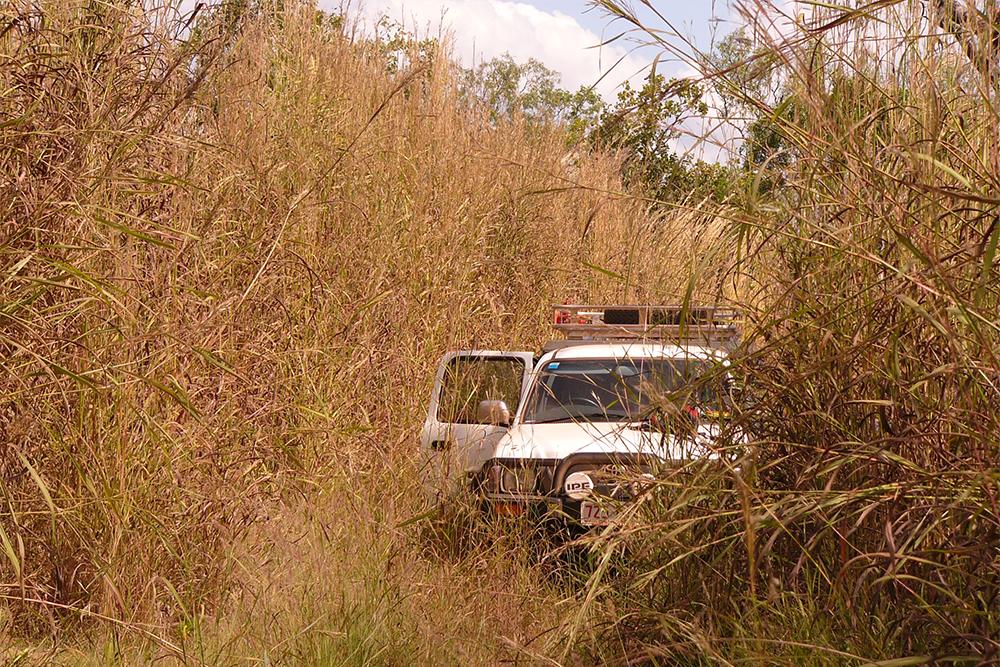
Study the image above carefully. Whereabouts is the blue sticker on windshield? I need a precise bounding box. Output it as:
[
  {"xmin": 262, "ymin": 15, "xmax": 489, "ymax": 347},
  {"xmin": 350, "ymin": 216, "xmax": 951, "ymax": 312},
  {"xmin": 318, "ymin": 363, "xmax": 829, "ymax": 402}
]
[{"xmin": 547, "ymin": 362, "xmax": 560, "ymax": 369}]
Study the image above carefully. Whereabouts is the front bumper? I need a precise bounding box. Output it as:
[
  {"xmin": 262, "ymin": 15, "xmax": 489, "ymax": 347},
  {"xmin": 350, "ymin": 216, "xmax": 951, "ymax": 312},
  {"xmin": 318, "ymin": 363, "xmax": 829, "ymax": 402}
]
[{"xmin": 475, "ymin": 451, "xmax": 659, "ymax": 524}]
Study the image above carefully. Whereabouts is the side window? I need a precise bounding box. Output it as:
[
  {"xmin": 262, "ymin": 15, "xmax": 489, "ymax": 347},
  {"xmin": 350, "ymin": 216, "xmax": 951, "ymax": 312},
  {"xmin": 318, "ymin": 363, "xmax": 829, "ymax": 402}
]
[{"xmin": 437, "ymin": 357, "xmax": 525, "ymax": 424}]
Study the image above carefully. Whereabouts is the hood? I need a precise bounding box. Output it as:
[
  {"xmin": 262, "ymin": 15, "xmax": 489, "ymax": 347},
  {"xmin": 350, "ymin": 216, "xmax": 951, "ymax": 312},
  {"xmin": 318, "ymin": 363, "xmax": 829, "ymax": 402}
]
[{"xmin": 495, "ymin": 420, "xmax": 718, "ymax": 461}]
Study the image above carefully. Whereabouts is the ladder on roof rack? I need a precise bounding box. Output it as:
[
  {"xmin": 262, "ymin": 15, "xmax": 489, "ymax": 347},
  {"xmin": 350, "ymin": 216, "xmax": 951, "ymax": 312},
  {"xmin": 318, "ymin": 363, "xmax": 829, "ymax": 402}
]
[{"xmin": 552, "ymin": 304, "xmax": 740, "ymax": 345}]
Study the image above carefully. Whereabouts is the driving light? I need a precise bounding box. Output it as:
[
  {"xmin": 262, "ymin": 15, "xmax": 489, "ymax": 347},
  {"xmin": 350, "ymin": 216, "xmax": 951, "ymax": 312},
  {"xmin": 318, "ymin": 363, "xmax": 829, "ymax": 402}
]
[{"xmin": 563, "ymin": 472, "xmax": 594, "ymax": 499}]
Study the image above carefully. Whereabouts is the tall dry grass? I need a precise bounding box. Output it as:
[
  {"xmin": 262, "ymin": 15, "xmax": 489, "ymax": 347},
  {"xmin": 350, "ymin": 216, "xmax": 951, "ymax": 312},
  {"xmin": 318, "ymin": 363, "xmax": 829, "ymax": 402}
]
[
  {"xmin": 0, "ymin": 0, "xmax": 731, "ymax": 661},
  {"xmin": 568, "ymin": 1, "xmax": 1000, "ymax": 664}
]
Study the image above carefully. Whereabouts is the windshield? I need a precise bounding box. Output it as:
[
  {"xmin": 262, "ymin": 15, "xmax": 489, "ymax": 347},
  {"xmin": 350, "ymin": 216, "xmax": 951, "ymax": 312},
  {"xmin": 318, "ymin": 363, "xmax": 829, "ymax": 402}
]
[{"xmin": 521, "ymin": 358, "xmax": 723, "ymax": 424}]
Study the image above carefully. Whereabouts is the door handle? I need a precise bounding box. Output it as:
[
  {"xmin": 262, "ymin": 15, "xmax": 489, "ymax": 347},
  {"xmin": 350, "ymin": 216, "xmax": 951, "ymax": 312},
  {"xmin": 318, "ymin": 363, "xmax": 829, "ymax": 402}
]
[{"xmin": 430, "ymin": 439, "xmax": 451, "ymax": 451}]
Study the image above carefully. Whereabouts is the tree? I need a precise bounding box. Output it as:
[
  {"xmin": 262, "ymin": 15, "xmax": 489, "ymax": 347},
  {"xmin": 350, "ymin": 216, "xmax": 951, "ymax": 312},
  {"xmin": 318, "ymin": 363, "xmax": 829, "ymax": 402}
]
[
  {"xmin": 589, "ymin": 71, "xmax": 722, "ymax": 201},
  {"xmin": 564, "ymin": 85, "xmax": 606, "ymax": 143},
  {"xmin": 374, "ymin": 16, "xmax": 438, "ymax": 76},
  {"xmin": 460, "ymin": 53, "xmax": 583, "ymax": 124},
  {"xmin": 708, "ymin": 28, "xmax": 792, "ymax": 192}
]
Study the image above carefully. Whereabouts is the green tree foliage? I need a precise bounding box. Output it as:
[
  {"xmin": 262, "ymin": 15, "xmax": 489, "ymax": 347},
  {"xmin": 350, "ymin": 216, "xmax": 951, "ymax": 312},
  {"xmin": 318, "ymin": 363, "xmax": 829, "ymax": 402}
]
[
  {"xmin": 375, "ymin": 17, "xmax": 437, "ymax": 76},
  {"xmin": 592, "ymin": 72, "xmax": 706, "ymax": 159},
  {"xmin": 590, "ymin": 71, "xmax": 730, "ymax": 201},
  {"xmin": 564, "ymin": 84, "xmax": 605, "ymax": 143},
  {"xmin": 460, "ymin": 52, "xmax": 604, "ymax": 128},
  {"xmin": 708, "ymin": 28, "xmax": 791, "ymax": 190}
]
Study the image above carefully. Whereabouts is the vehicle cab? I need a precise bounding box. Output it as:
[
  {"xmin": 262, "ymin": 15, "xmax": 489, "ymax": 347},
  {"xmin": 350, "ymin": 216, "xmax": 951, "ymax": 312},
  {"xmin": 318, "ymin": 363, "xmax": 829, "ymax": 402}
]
[{"xmin": 419, "ymin": 305, "xmax": 740, "ymax": 526}]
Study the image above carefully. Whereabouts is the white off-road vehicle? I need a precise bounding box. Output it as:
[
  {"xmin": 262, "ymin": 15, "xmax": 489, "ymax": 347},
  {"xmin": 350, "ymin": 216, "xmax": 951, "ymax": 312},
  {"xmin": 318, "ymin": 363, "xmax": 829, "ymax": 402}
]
[{"xmin": 419, "ymin": 305, "xmax": 739, "ymax": 526}]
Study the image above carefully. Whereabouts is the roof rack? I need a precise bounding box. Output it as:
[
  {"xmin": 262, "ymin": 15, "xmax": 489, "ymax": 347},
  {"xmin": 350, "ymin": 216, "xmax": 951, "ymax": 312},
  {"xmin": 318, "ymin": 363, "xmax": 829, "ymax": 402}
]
[{"xmin": 551, "ymin": 304, "xmax": 740, "ymax": 346}]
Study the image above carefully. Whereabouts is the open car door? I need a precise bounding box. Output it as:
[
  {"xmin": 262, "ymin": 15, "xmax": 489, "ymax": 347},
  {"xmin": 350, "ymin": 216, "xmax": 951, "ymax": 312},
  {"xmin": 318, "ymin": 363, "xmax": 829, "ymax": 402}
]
[{"xmin": 420, "ymin": 351, "xmax": 534, "ymax": 502}]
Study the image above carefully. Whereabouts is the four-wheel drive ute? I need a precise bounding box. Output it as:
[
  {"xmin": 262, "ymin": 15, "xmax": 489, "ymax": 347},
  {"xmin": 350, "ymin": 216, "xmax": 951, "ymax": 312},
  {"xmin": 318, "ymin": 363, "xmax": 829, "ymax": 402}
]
[{"xmin": 419, "ymin": 305, "xmax": 739, "ymax": 526}]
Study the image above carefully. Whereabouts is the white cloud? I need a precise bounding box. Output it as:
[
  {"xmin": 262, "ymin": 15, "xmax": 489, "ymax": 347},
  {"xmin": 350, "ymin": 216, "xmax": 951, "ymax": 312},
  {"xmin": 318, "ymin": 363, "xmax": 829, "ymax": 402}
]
[{"xmin": 339, "ymin": 0, "xmax": 650, "ymax": 99}]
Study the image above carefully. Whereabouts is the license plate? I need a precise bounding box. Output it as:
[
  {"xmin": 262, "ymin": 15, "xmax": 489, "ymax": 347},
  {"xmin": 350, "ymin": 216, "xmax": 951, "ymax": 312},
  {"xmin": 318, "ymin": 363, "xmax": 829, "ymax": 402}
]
[{"xmin": 579, "ymin": 500, "xmax": 616, "ymax": 525}]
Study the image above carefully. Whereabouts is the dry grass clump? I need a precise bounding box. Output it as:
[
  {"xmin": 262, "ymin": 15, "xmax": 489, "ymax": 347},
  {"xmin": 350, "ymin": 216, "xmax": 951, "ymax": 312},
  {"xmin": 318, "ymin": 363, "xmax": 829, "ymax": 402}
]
[
  {"xmin": 160, "ymin": 495, "xmax": 560, "ymax": 666},
  {"xmin": 0, "ymin": 0, "xmax": 704, "ymax": 658},
  {"xmin": 739, "ymin": 5, "xmax": 1000, "ymax": 654},
  {"xmin": 1, "ymin": 0, "xmax": 247, "ymax": 636},
  {"xmin": 572, "ymin": 1, "xmax": 1000, "ymax": 664}
]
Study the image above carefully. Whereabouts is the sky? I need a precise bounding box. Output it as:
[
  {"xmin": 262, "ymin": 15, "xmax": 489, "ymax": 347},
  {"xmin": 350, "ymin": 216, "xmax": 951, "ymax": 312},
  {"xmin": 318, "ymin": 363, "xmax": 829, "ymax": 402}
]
[{"xmin": 331, "ymin": 1, "xmax": 740, "ymax": 101}]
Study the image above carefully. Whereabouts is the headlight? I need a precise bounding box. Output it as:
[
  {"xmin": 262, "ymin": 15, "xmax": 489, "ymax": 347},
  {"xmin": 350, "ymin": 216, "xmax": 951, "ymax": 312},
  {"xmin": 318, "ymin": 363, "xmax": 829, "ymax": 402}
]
[
  {"xmin": 500, "ymin": 466, "xmax": 536, "ymax": 494},
  {"xmin": 484, "ymin": 464, "xmax": 502, "ymax": 493}
]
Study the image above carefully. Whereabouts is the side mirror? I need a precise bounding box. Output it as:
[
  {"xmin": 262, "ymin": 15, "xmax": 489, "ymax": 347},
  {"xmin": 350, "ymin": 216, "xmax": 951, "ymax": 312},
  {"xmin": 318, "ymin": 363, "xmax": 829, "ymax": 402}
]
[{"xmin": 477, "ymin": 400, "xmax": 511, "ymax": 426}]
